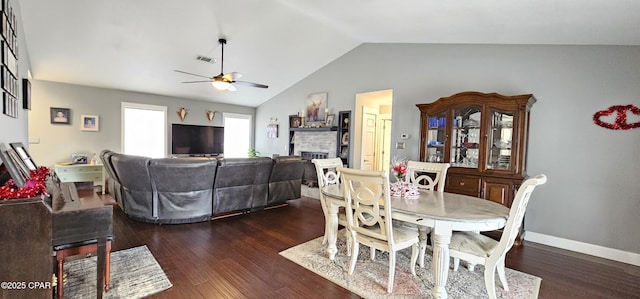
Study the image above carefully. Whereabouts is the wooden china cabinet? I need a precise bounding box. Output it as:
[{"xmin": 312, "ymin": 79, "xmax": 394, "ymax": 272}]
[{"xmin": 417, "ymin": 91, "xmax": 536, "ymax": 243}]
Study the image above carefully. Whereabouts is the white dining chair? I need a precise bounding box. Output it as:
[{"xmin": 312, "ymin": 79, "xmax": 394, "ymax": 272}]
[
  {"xmin": 405, "ymin": 161, "xmax": 450, "ymax": 192},
  {"xmin": 449, "ymin": 174, "xmax": 547, "ymax": 299},
  {"xmin": 401, "ymin": 161, "xmax": 450, "ymax": 267},
  {"xmin": 338, "ymin": 167, "xmax": 419, "ymax": 293},
  {"xmin": 311, "ymin": 158, "xmax": 351, "ymax": 256}
]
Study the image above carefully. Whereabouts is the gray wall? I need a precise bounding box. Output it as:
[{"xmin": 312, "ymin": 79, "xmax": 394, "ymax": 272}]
[
  {"xmin": 0, "ymin": 0, "xmax": 30, "ymax": 148},
  {"xmin": 256, "ymin": 43, "xmax": 640, "ymax": 254},
  {"xmin": 28, "ymin": 80, "xmax": 254, "ymax": 167}
]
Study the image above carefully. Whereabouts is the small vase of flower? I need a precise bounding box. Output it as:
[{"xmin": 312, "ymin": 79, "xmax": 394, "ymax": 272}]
[{"xmin": 391, "ymin": 157, "xmax": 407, "ymax": 183}]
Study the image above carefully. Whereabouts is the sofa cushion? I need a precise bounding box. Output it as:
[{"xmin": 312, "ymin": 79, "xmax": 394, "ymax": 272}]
[
  {"xmin": 213, "ymin": 157, "xmax": 273, "ymax": 214},
  {"xmin": 110, "ymin": 153, "xmax": 153, "ymax": 221},
  {"xmin": 100, "ymin": 150, "xmax": 124, "ymax": 210},
  {"xmin": 268, "ymin": 156, "xmax": 304, "ymax": 205},
  {"xmin": 148, "ymin": 157, "xmax": 217, "ymax": 223}
]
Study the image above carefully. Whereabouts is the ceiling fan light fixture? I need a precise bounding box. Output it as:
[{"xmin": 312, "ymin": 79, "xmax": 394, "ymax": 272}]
[
  {"xmin": 211, "ymin": 80, "xmax": 231, "ymax": 90},
  {"xmin": 175, "ymin": 37, "xmax": 267, "ymax": 91}
]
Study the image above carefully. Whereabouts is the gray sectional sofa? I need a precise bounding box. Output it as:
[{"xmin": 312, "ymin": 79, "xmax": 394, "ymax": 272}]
[{"xmin": 100, "ymin": 150, "xmax": 304, "ymax": 224}]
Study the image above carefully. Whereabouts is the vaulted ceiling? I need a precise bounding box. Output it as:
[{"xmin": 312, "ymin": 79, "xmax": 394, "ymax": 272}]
[{"xmin": 18, "ymin": 0, "xmax": 640, "ymax": 107}]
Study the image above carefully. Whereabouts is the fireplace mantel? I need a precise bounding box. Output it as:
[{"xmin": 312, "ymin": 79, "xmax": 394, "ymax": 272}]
[{"xmin": 290, "ymin": 127, "xmax": 337, "ymax": 132}]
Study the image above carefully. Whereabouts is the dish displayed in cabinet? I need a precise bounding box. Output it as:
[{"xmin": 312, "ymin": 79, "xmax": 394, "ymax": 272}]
[
  {"xmin": 461, "ymin": 142, "xmax": 478, "ymax": 148},
  {"xmin": 462, "ymin": 119, "xmax": 479, "ymax": 127},
  {"xmin": 493, "ymin": 140, "xmax": 511, "ymax": 149}
]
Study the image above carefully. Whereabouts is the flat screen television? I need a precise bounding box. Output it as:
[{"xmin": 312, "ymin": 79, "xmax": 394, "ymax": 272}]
[{"xmin": 171, "ymin": 124, "xmax": 224, "ymax": 156}]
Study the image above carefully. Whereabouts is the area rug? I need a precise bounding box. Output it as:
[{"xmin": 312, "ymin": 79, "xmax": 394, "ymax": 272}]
[
  {"xmin": 301, "ymin": 184, "xmax": 320, "ymax": 199},
  {"xmin": 280, "ymin": 232, "xmax": 541, "ymax": 299},
  {"xmin": 63, "ymin": 245, "xmax": 173, "ymax": 298}
]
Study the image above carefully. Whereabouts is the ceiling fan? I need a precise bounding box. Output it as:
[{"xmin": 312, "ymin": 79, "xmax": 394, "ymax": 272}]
[{"xmin": 174, "ymin": 38, "xmax": 268, "ymax": 92}]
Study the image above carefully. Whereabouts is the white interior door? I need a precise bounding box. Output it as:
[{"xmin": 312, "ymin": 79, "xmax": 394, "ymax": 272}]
[
  {"xmin": 380, "ymin": 118, "xmax": 392, "ymax": 172},
  {"xmin": 360, "ymin": 107, "xmax": 377, "ymax": 170}
]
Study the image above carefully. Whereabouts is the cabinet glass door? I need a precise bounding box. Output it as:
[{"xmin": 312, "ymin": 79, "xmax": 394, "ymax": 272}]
[
  {"xmin": 487, "ymin": 110, "xmax": 514, "ymax": 170},
  {"xmin": 451, "ymin": 106, "xmax": 481, "ymax": 168},
  {"xmin": 425, "ymin": 112, "xmax": 446, "ymax": 162}
]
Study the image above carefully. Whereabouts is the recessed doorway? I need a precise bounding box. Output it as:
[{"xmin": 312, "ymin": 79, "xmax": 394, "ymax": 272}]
[{"xmin": 353, "ymin": 89, "xmax": 393, "ymax": 171}]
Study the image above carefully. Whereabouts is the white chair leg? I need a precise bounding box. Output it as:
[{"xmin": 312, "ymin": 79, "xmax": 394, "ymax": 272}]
[
  {"xmin": 387, "ymin": 252, "xmax": 396, "ymax": 293},
  {"xmin": 484, "ymin": 263, "xmax": 498, "ymax": 299},
  {"xmin": 417, "ymin": 227, "xmax": 429, "ymax": 268},
  {"xmin": 348, "ymin": 241, "xmax": 359, "ymax": 275},
  {"xmin": 497, "ymin": 256, "xmax": 509, "ymax": 291},
  {"xmin": 467, "ymin": 263, "xmax": 476, "ymax": 271},
  {"xmin": 453, "ymin": 257, "xmax": 460, "ymax": 271},
  {"xmin": 410, "ymin": 243, "xmax": 418, "ymax": 276},
  {"xmin": 322, "ymin": 215, "xmax": 330, "ymax": 245},
  {"xmin": 370, "ymin": 247, "xmax": 376, "ymax": 260},
  {"xmin": 345, "ymin": 230, "xmax": 352, "ymax": 256}
]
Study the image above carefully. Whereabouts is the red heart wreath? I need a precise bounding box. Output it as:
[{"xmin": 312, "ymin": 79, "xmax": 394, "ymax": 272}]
[{"xmin": 593, "ymin": 105, "xmax": 640, "ymax": 130}]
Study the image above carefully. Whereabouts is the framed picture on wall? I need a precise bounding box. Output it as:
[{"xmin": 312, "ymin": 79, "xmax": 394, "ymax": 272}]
[
  {"xmin": 50, "ymin": 107, "xmax": 70, "ymax": 124},
  {"xmin": 289, "ymin": 115, "xmax": 302, "ymax": 128},
  {"xmin": 80, "ymin": 114, "xmax": 99, "ymax": 131},
  {"xmin": 22, "ymin": 78, "xmax": 30, "ymax": 110},
  {"xmin": 305, "ymin": 92, "xmax": 327, "ymax": 124},
  {"xmin": 267, "ymin": 124, "xmax": 279, "ymax": 139}
]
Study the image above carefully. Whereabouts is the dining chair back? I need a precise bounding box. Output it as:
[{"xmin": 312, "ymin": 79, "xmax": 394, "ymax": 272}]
[
  {"xmin": 405, "ymin": 161, "xmax": 450, "ymax": 192},
  {"xmin": 311, "ymin": 158, "xmax": 350, "ymax": 254},
  {"xmin": 449, "ymin": 174, "xmax": 547, "ymax": 299},
  {"xmin": 338, "ymin": 167, "xmax": 419, "ymax": 293},
  {"xmin": 401, "ymin": 161, "xmax": 451, "ymax": 267}
]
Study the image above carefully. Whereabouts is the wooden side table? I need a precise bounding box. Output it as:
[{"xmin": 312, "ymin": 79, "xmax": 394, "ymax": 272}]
[{"xmin": 54, "ymin": 164, "xmax": 106, "ymax": 194}]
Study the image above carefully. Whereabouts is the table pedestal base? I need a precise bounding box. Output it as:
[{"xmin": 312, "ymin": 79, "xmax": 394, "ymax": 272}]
[{"xmin": 432, "ymin": 224, "xmax": 452, "ymax": 299}]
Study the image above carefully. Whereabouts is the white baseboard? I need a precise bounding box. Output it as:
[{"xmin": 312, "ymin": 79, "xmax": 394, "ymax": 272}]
[{"xmin": 524, "ymin": 231, "xmax": 640, "ymax": 267}]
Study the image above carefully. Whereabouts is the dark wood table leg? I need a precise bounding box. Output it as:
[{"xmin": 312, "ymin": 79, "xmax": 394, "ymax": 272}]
[
  {"xmin": 96, "ymin": 237, "xmax": 106, "ymax": 299},
  {"xmin": 105, "ymin": 241, "xmax": 111, "ymax": 292},
  {"xmin": 56, "ymin": 251, "xmax": 65, "ymax": 299}
]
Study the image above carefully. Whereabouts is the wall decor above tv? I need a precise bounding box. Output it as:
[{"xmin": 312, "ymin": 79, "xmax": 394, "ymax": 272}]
[{"xmin": 171, "ymin": 124, "xmax": 224, "ymax": 156}]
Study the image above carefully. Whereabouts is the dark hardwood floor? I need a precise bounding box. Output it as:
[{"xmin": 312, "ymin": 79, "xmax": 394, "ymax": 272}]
[{"xmin": 99, "ymin": 194, "xmax": 640, "ymax": 299}]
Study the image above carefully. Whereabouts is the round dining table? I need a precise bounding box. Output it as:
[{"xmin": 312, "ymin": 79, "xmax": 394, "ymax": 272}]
[{"xmin": 321, "ymin": 184, "xmax": 510, "ymax": 299}]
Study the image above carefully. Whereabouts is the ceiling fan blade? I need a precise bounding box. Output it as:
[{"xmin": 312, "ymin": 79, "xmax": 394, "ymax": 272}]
[
  {"xmin": 182, "ymin": 80, "xmax": 212, "ymax": 83},
  {"xmin": 174, "ymin": 70, "xmax": 211, "ymax": 79},
  {"xmin": 233, "ymin": 81, "xmax": 269, "ymax": 89},
  {"xmin": 176, "ymin": 40, "xmax": 263, "ymax": 92}
]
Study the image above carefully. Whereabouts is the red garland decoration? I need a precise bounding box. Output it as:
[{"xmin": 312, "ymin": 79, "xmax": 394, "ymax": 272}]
[
  {"xmin": 593, "ymin": 105, "xmax": 640, "ymax": 130},
  {"xmin": 0, "ymin": 166, "xmax": 50, "ymax": 200}
]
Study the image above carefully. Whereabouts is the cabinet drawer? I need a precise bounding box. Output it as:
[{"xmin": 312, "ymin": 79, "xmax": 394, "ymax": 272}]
[
  {"xmin": 56, "ymin": 166, "xmax": 102, "ymax": 173},
  {"xmin": 57, "ymin": 172, "xmax": 102, "ymax": 183},
  {"xmin": 446, "ymin": 175, "xmax": 480, "ymax": 193}
]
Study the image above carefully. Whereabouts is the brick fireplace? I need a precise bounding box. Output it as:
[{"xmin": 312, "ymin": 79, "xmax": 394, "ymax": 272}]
[
  {"xmin": 292, "ymin": 131, "xmax": 337, "ymax": 158},
  {"xmin": 293, "ymin": 130, "xmax": 338, "ymax": 186}
]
